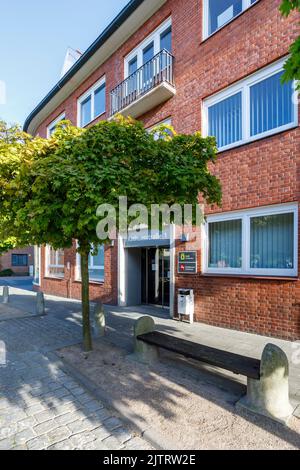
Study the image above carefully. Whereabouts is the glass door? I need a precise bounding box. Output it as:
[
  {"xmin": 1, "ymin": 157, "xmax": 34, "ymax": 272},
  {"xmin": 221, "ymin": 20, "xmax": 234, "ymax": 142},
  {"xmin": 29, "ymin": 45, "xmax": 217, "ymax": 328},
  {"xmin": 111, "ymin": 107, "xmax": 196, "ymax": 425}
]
[
  {"xmin": 141, "ymin": 248, "xmax": 170, "ymax": 307},
  {"xmin": 142, "ymin": 42, "xmax": 154, "ymax": 92}
]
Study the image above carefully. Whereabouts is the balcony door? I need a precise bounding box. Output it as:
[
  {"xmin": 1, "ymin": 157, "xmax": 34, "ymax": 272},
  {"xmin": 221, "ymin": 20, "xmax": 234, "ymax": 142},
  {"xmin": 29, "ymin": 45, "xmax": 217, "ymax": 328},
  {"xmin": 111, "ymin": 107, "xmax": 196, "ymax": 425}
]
[{"xmin": 142, "ymin": 42, "xmax": 154, "ymax": 92}]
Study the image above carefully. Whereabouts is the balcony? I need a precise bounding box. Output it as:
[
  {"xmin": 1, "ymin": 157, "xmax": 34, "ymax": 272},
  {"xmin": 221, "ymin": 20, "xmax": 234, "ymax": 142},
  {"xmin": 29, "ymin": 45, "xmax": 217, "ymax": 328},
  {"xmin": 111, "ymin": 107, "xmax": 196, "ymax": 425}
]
[{"xmin": 110, "ymin": 50, "xmax": 175, "ymax": 118}]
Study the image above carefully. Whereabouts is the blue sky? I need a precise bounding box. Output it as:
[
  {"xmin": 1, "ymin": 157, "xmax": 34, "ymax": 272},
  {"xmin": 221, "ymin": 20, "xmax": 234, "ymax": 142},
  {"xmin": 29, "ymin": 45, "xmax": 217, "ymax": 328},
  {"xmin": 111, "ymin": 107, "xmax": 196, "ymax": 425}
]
[{"xmin": 0, "ymin": 0, "xmax": 129, "ymax": 127}]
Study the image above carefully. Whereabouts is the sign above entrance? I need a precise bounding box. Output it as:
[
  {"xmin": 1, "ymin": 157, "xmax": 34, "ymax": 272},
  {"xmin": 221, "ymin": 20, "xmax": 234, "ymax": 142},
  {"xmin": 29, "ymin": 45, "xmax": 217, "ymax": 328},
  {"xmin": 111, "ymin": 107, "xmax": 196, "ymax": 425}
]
[{"xmin": 178, "ymin": 251, "xmax": 197, "ymax": 274}]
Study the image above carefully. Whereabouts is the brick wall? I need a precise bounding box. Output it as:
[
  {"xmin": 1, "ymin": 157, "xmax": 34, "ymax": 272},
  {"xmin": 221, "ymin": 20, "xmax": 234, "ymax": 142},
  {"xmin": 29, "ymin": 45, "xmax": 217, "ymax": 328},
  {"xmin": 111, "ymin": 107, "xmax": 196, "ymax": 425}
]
[
  {"xmin": 32, "ymin": 0, "xmax": 300, "ymax": 339},
  {"xmin": 33, "ymin": 241, "xmax": 118, "ymax": 304},
  {"xmin": 0, "ymin": 247, "xmax": 34, "ymax": 275}
]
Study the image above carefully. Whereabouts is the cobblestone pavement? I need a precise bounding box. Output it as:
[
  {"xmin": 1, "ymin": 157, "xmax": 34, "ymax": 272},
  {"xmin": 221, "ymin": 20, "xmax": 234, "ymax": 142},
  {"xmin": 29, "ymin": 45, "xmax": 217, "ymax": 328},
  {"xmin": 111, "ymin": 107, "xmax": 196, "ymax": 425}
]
[{"xmin": 0, "ymin": 315, "xmax": 152, "ymax": 450}]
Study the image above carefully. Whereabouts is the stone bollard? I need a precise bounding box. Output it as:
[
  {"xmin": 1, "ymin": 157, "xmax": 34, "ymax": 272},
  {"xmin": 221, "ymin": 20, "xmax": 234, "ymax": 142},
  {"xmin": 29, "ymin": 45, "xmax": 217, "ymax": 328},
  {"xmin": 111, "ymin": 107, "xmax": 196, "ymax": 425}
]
[
  {"xmin": 36, "ymin": 292, "xmax": 45, "ymax": 315},
  {"xmin": 134, "ymin": 316, "xmax": 159, "ymax": 364},
  {"xmin": 2, "ymin": 286, "xmax": 9, "ymax": 304},
  {"xmin": 92, "ymin": 302, "xmax": 106, "ymax": 338},
  {"xmin": 237, "ymin": 343, "xmax": 294, "ymax": 424}
]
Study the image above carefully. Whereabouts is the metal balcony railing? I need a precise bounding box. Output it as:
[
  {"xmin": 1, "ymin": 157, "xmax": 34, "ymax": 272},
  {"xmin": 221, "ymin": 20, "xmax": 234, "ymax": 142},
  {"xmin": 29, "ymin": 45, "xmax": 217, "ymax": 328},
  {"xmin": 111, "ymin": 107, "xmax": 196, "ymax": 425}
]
[{"xmin": 110, "ymin": 49, "xmax": 175, "ymax": 116}]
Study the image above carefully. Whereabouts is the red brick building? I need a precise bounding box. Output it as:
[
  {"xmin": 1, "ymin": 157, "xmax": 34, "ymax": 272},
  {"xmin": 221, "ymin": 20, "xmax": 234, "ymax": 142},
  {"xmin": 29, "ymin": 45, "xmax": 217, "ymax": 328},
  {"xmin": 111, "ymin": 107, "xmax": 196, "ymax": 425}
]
[
  {"xmin": 24, "ymin": 0, "xmax": 300, "ymax": 340},
  {"xmin": 0, "ymin": 247, "xmax": 34, "ymax": 276}
]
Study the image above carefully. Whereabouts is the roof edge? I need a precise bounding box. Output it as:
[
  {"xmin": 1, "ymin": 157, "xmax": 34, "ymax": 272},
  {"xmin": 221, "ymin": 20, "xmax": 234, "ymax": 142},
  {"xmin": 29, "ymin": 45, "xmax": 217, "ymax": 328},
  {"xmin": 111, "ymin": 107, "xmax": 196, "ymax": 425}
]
[{"xmin": 23, "ymin": 0, "xmax": 145, "ymax": 133}]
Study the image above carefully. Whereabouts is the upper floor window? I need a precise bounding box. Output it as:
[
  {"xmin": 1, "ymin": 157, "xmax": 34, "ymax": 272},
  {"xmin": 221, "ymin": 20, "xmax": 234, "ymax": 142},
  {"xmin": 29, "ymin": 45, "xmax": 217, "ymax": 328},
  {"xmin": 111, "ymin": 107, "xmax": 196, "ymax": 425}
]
[
  {"xmin": 203, "ymin": 203, "xmax": 298, "ymax": 277},
  {"xmin": 124, "ymin": 18, "xmax": 172, "ymax": 79},
  {"xmin": 77, "ymin": 77, "xmax": 106, "ymax": 127},
  {"xmin": 46, "ymin": 246, "xmax": 64, "ymax": 278},
  {"xmin": 203, "ymin": 0, "xmax": 258, "ymax": 38},
  {"xmin": 203, "ymin": 58, "xmax": 297, "ymax": 152},
  {"xmin": 47, "ymin": 113, "xmax": 65, "ymax": 138}
]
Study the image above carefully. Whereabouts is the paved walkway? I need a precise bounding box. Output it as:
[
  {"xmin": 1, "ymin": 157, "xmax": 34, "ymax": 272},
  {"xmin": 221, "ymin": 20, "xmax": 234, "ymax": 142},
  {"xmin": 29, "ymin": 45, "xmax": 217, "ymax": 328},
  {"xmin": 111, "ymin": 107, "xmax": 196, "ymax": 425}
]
[
  {"xmin": 104, "ymin": 304, "xmax": 300, "ymax": 402},
  {"xmin": 0, "ymin": 290, "xmax": 151, "ymax": 450},
  {"xmin": 1, "ymin": 284, "xmax": 299, "ymax": 449}
]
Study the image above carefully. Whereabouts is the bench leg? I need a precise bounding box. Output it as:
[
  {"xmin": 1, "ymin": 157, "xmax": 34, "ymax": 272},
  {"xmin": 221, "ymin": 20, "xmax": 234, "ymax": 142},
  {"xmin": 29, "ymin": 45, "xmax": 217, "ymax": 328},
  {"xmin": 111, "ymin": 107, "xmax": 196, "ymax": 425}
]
[
  {"xmin": 237, "ymin": 343, "xmax": 294, "ymax": 424},
  {"xmin": 134, "ymin": 316, "xmax": 159, "ymax": 365}
]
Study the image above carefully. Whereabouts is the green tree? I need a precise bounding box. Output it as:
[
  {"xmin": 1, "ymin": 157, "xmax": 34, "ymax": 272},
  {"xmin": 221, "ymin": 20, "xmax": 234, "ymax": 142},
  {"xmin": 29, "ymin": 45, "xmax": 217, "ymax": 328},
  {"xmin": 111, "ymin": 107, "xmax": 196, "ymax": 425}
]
[
  {"xmin": 2, "ymin": 117, "xmax": 221, "ymax": 351},
  {"xmin": 280, "ymin": 0, "xmax": 300, "ymax": 88},
  {"xmin": 0, "ymin": 120, "xmax": 33, "ymax": 254}
]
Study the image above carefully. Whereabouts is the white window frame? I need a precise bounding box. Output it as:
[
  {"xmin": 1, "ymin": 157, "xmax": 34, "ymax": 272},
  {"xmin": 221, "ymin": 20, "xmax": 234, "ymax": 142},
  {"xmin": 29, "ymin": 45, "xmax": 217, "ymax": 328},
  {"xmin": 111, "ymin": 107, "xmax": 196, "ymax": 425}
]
[
  {"xmin": 77, "ymin": 76, "xmax": 106, "ymax": 127},
  {"xmin": 76, "ymin": 245, "xmax": 105, "ymax": 283},
  {"xmin": 124, "ymin": 17, "xmax": 172, "ymax": 79},
  {"xmin": 203, "ymin": 0, "xmax": 258, "ymax": 39},
  {"xmin": 45, "ymin": 245, "xmax": 65, "ymax": 279},
  {"xmin": 33, "ymin": 246, "xmax": 41, "ymax": 286},
  {"xmin": 202, "ymin": 57, "xmax": 298, "ymax": 152},
  {"xmin": 202, "ymin": 203, "xmax": 298, "ymax": 277},
  {"xmin": 47, "ymin": 112, "xmax": 65, "ymax": 138}
]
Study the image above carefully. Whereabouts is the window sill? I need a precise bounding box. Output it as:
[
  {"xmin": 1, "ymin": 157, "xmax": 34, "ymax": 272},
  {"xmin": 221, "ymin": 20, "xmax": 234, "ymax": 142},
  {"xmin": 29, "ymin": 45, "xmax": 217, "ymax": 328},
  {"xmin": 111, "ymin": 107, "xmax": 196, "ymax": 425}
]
[
  {"xmin": 80, "ymin": 111, "xmax": 106, "ymax": 129},
  {"xmin": 74, "ymin": 279, "xmax": 105, "ymax": 286},
  {"xmin": 44, "ymin": 276, "xmax": 65, "ymax": 281},
  {"xmin": 201, "ymin": 273, "xmax": 298, "ymax": 281},
  {"xmin": 201, "ymin": 0, "xmax": 261, "ymax": 44},
  {"xmin": 216, "ymin": 124, "xmax": 299, "ymax": 155}
]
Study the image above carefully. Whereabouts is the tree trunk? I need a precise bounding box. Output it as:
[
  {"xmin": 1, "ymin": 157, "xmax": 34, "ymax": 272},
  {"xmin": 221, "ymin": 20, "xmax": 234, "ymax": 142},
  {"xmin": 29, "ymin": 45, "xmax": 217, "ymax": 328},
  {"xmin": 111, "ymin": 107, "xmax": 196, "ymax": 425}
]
[{"xmin": 80, "ymin": 249, "xmax": 93, "ymax": 352}]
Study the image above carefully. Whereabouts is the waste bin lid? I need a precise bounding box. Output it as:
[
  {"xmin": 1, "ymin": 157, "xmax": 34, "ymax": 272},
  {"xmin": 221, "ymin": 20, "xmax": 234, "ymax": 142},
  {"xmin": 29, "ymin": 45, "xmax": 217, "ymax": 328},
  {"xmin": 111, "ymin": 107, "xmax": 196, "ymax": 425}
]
[{"xmin": 178, "ymin": 289, "xmax": 191, "ymax": 295}]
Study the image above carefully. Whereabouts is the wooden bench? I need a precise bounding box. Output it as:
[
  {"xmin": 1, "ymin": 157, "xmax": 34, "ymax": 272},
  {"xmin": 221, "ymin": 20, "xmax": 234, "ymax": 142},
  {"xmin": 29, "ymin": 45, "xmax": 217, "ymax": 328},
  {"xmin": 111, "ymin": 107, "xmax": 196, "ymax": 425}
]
[
  {"xmin": 133, "ymin": 316, "xmax": 294, "ymax": 423},
  {"xmin": 137, "ymin": 331, "xmax": 261, "ymax": 380}
]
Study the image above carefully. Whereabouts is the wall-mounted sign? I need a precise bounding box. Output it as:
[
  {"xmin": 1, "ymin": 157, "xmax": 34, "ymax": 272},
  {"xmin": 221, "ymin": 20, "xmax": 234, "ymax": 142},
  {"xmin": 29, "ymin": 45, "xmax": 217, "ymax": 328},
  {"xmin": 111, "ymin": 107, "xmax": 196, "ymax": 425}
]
[{"xmin": 178, "ymin": 251, "xmax": 197, "ymax": 274}]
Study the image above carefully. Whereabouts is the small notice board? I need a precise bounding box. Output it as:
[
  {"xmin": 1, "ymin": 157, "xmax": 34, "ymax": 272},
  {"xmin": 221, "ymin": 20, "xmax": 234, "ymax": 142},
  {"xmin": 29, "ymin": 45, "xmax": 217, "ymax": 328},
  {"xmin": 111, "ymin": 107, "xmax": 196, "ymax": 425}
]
[{"xmin": 178, "ymin": 251, "xmax": 197, "ymax": 274}]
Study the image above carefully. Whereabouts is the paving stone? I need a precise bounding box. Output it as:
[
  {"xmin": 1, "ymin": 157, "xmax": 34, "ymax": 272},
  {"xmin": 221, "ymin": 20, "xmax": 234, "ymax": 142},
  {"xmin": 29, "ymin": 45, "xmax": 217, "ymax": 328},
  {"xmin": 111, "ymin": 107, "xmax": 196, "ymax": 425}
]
[
  {"xmin": 102, "ymin": 435, "xmax": 125, "ymax": 450},
  {"xmin": 111, "ymin": 426, "xmax": 132, "ymax": 444},
  {"xmin": 34, "ymin": 419, "xmax": 58, "ymax": 435},
  {"xmin": 27, "ymin": 436, "xmax": 50, "ymax": 450},
  {"xmin": 82, "ymin": 400, "xmax": 104, "ymax": 413},
  {"xmin": 69, "ymin": 432, "xmax": 96, "ymax": 449},
  {"xmin": 0, "ymin": 436, "xmax": 15, "ymax": 450},
  {"xmin": 67, "ymin": 419, "xmax": 94, "ymax": 434},
  {"xmin": 34, "ymin": 410, "xmax": 56, "ymax": 424},
  {"xmin": 47, "ymin": 426, "xmax": 72, "ymax": 445},
  {"xmin": 25, "ymin": 403, "xmax": 45, "ymax": 416},
  {"xmin": 14, "ymin": 428, "xmax": 36, "ymax": 445},
  {"xmin": 47, "ymin": 439, "xmax": 74, "ymax": 450},
  {"xmin": 91, "ymin": 425, "xmax": 111, "ymax": 441},
  {"xmin": 55, "ymin": 412, "xmax": 79, "ymax": 426},
  {"xmin": 82, "ymin": 438, "xmax": 109, "ymax": 450},
  {"xmin": 102, "ymin": 416, "xmax": 123, "ymax": 431}
]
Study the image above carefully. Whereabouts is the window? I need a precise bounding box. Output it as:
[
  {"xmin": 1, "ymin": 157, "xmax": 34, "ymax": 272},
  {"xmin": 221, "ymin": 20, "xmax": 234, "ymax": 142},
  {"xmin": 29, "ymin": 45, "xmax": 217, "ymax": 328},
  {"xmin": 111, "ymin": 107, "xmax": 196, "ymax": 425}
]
[
  {"xmin": 160, "ymin": 26, "xmax": 172, "ymax": 53},
  {"xmin": 203, "ymin": 58, "xmax": 297, "ymax": 151},
  {"xmin": 33, "ymin": 246, "xmax": 41, "ymax": 285},
  {"xmin": 77, "ymin": 77, "xmax": 106, "ymax": 127},
  {"xmin": 203, "ymin": 204, "xmax": 298, "ymax": 277},
  {"xmin": 46, "ymin": 246, "xmax": 64, "ymax": 278},
  {"xmin": 76, "ymin": 245, "xmax": 105, "ymax": 282},
  {"xmin": 124, "ymin": 18, "xmax": 172, "ymax": 78},
  {"xmin": 148, "ymin": 118, "xmax": 173, "ymax": 140},
  {"xmin": 208, "ymin": 92, "xmax": 242, "ymax": 148},
  {"xmin": 12, "ymin": 254, "xmax": 28, "ymax": 267},
  {"xmin": 203, "ymin": 0, "xmax": 258, "ymax": 38},
  {"xmin": 47, "ymin": 113, "xmax": 65, "ymax": 138}
]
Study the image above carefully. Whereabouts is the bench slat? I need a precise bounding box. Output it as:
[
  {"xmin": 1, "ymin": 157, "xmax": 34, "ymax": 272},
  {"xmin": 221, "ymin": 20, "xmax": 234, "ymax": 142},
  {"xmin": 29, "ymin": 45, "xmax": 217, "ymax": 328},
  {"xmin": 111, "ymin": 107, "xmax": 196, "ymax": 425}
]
[{"xmin": 137, "ymin": 331, "xmax": 260, "ymax": 379}]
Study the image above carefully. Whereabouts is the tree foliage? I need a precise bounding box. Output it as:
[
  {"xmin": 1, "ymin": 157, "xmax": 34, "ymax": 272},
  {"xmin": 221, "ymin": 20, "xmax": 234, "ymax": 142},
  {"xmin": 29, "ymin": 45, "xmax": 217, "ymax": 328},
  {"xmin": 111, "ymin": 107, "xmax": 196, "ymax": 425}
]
[
  {"xmin": 280, "ymin": 0, "xmax": 300, "ymax": 89},
  {"xmin": 1, "ymin": 116, "xmax": 221, "ymax": 351}
]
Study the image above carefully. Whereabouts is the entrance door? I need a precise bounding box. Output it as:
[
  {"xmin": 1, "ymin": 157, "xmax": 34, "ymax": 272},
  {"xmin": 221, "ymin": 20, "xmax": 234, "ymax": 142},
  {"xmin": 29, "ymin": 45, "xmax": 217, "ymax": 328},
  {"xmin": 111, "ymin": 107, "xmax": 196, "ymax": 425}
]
[{"xmin": 141, "ymin": 248, "xmax": 170, "ymax": 307}]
